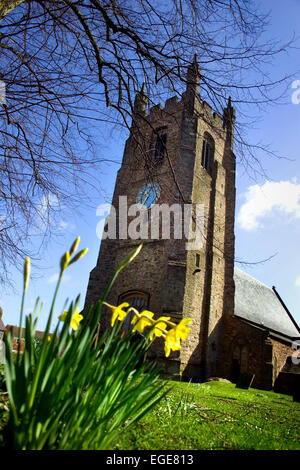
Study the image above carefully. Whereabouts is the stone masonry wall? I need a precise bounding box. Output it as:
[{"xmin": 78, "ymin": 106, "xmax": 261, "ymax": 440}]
[
  {"xmin": 84, "ymin": 64, "xmax": 237, "ymax": 381},
  {"xmin": 220, "ymin": 315, "xmax": 272, "ymax": 389},
  {"xmin": 271, "ymin": 338, "xmax": 296, "ymax": 382},
  {"xmin": 220, "ymin": 314, "xmax": 296, "ymax": 390}
]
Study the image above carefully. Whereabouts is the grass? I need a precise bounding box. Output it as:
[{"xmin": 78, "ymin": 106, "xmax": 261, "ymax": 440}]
[
  {"xmin": 1, "ymin": 373, "xmax": 299, "ymax": 450},
  {"xmin": 114, "ymin": 380, "xmax": 300, "ymax": 451}
]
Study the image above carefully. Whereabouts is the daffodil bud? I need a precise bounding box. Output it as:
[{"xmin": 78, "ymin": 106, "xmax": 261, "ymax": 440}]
[
  {"xmin": 24, "ymin": 257, "xmax": 31, "ymax": 292},
  {"xmin": 69, "ymin": 248, "xmax": 88, "ymax": 265},
  {"xmin": 116, "ymin": 244, "xmax": 142, "ymax": 273},
  {"xmin": 69, "ymin": 236, "xmax": 80, "ymax": 257},
  {"xmin": 60, "ymin": 251, "xmax": 70, "ymax": 272}
]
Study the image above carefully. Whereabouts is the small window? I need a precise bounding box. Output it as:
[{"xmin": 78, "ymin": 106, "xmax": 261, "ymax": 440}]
[
  {"xmin": 201, "ymin": 139, "xmax": 211, "ymax": 171},
  {"xmin": 201, "ymin": 134, "xmax": 214, "ymax": 173},
  {"xmin": 195, "ymin": 253, "xmax": 200, "ymax": 267}
]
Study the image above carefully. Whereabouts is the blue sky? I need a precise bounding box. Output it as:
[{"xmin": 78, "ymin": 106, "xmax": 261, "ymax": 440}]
[
  {"xmin": 1, "ymin": 0, "xmax": 300, "ymax": 331},
  {"xmin": 234, "ymin": 0, "xmax": 300, "ymax": 326}
]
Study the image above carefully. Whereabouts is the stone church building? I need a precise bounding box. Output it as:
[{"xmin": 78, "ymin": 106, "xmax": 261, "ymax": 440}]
[{"xmin": 85, "ymin": 57, "xmax": 300, "ymax": 391}]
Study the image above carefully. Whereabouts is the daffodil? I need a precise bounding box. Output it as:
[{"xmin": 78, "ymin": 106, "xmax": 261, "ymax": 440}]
[
  {"xmin": 150, "ymin": 316, "xmax": 170, "ymax": 340},
  {"xmin": 60, "ymin": 251, "xmax": 70, "ymax": 272},
  {"xmin": 116, "ymin": 244, "xmax": 143, "ymax": 273},
  {"xmin": 69, "ymin": 248, "xmax": 88, "ymax": 266},
  {"xmin": 104, "ymin": 302, "xmax": 130, "ymax": 327},
  {"xmin": 164, "ymin": 328, "xmax": 181, "ymax": 357},
  {"xmin": 58, "ymin": 308, "xmax": 83, "ymax": 331},
  {"xmin": 131, "ymin": 310, "xmax": 154, "ymax": 333},
  {"xmin": 173, "ymin": 318, "xmax": 192, "ymax": 341},
  {"xmin": 69, "ymin": 236, "xmax": 80, "ymax": 256},
  {"xmin": 163, "ymin": 318, "xmax": 192, "ymax": 357},
  {"xmin": 58, "ymin": 310, "xmax": 68, "ymax": 322},
  {"xmin": 70, "ymin": 311, "xmax": 84, "ymax": 331}
]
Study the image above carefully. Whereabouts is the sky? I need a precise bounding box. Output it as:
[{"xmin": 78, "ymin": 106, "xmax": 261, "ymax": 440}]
[
  {"xmin": 234, "ymin": 0, "xmax": 300, "ymax": 326},
  {"xmin": 1, "ymin": 0, "xmax": 300, "ymax": 332}
]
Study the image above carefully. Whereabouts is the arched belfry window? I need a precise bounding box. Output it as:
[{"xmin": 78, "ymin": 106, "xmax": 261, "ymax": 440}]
[
  {"xmin": 118, "ymin": 290, "xmax": 150, "ymax": 331},
  {"xmin": 150, "ymin": 127, "xmax": 167, "ymax": 164},
  {"xmin": 201, "ymin": 133, "xmax": 214, "ymax": 173},
  {"xmin": 154, "ymin": 132, "xmax": 167, "ymax": 162}
]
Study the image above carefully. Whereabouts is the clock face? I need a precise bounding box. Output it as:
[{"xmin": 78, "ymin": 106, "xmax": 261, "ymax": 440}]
[{"xmin": 136, "ymin": 183, "xmax": 160, "ymax": 209}]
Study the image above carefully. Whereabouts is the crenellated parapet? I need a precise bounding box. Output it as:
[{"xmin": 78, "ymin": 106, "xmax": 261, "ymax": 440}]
[
  {"xmin": 131, "ymin": 56, "xmax": 235, "ymax": 153},
  {"xmin": 132, "ymin": 91, "xmax": 234, "ymax": 138},
  {"xmin": 131, "ymin": 56, "xmax": 236, "ymax": 143},
  {"xmin": 149, "ymin": 103, "xmax": 163, "ymax": 120}
]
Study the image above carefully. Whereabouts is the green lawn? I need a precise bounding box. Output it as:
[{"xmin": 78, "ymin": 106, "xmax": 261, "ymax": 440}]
[
  {"xmin": 114, "ymin": 380, "xmax": 300, "ymax": 451},
  {"xmin": 1, "ymin": 376, "xmax": 299, "ymax": 450}
]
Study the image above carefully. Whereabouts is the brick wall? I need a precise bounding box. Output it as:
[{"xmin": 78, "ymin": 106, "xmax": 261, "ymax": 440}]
[{"xmin": 5, "ymin": 325, "xmax": 48, "ymax": 353}]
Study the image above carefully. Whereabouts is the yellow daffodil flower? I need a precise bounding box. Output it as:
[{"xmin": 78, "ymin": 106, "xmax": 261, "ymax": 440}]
[
  {"xmin": 150, "ymin": 316, "xmax": 170, "ymax": 340},
  {"xmin": 164, "ymin": 328, "xmax": 181, "ymax": 357},
  {"xmin": 131, "ymin": 310, "xmax": 154, "ymax": 333},
  {"xmin": 58, "ymin": 308, "xmax": 83, "ymax": 331},
  {"xmin": 174, "ymin": 318, "xmax": 192, "ymax": 341},
  {"xmin": 163, "ymin": 318, "xmax": 192, "ymax": 357},
  {"xmin": 70, "ymin": 311, "xmax": 84, "ymax": 331},
  {"xmin": 104, "ymin": 302, "xmax": 130, "ymax": 327}
]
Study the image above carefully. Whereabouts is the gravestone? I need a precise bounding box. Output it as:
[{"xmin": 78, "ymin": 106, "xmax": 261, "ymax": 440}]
[
  {"xmin": 292, "ymin": 375, "xmax": 300, "ymax": 403},
  {"xmin": 236, "ymin": 372, "xmax": 255, "ymax": 390}
]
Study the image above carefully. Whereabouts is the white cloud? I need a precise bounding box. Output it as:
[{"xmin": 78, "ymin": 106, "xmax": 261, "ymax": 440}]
[
  {"xmin": 57, "ymin": 220, "xmax": 76, "ymax": 232},
  {"xmin": 295, "ymin": 276, "xmax": 300, "ymax": 287},
  {"xmin": 47, "ymin": 273, "xmax": 71, "ymax": 284},
  {"xmin": 237, "ymin": 180, "xmax": 300, "ymax": 230},
  {"xmin": 58, "ymin": 221, "xmax": 68, "ymax": 231},
  {"xmin": 47, "ymin": 273, "xmax": 59, "ymax": 284}
]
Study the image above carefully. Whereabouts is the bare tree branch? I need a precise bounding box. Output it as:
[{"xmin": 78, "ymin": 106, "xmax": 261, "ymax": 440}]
[{"xmin": 0, "ymin": 0, "xmax": 298, "ymax": 281}]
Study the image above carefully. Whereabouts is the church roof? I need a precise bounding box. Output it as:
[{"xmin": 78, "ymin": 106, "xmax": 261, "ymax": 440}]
[{"xmin": 234, "ymin": 268, "xmax": 300, "ymax": 339}]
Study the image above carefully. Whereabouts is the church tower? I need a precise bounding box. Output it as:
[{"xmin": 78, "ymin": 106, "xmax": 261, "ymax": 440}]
[{"xmin": 85, "ymin": 56, "xmax": 236, "ymax": 381}]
